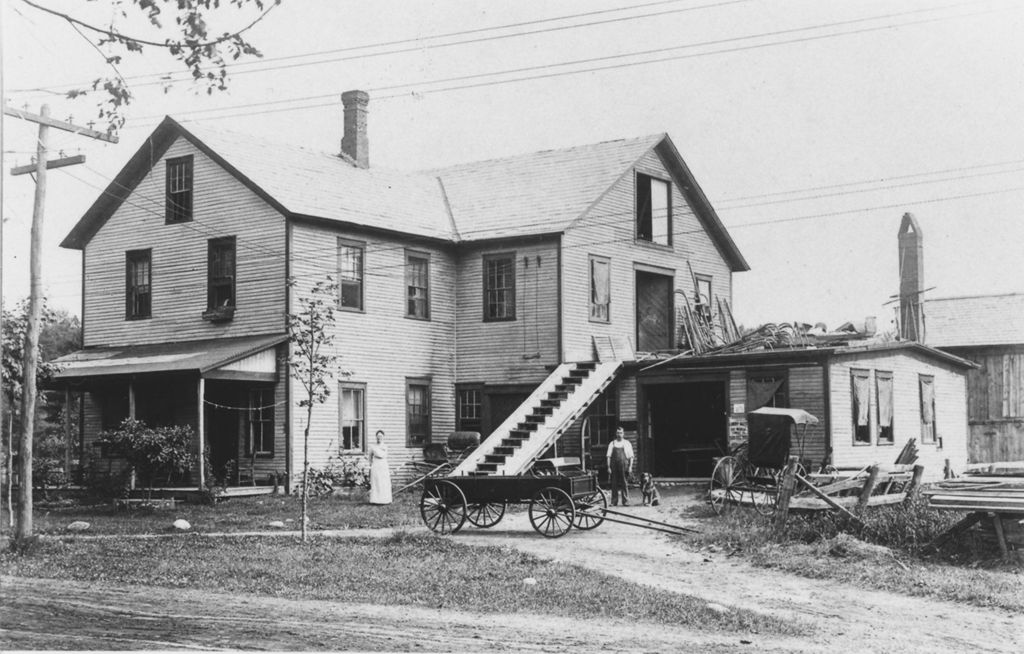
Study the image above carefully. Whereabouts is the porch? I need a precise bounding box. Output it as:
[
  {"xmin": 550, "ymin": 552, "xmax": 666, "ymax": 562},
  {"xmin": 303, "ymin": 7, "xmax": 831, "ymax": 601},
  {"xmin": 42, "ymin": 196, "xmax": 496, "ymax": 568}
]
[{"xmin": 49, "ymin": 334, "xmax": 288, "ymax": 492}]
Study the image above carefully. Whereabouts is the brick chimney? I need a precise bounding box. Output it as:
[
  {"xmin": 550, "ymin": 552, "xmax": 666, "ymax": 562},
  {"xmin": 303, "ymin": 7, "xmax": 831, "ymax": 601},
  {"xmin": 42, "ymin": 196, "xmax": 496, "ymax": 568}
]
[
  {"xmin": 341, "ymin": 90, "xmax": 369, "ymax": 168},
  {"xmin": 898, "ymin": 212, "xmax": 924, "ymax": 341}
]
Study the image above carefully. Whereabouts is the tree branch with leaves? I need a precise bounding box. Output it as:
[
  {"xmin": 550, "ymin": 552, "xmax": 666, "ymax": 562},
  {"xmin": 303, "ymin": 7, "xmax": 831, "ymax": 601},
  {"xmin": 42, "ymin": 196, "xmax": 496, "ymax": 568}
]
[{"xmin": 19, "ymin": 0, "xmax": 282, "ymax": 135}]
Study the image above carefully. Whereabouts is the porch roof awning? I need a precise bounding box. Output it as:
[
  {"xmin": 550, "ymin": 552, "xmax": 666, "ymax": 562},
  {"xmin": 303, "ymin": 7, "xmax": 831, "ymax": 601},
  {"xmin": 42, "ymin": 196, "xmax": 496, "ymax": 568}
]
[{"xmin": 50, "ymin": 333, "xmax": 287, "ymax": 382}]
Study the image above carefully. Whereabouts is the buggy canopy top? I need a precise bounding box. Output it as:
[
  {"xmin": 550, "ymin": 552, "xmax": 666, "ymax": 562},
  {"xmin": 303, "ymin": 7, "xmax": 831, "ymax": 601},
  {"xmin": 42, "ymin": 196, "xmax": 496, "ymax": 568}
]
[{"xmin": 748, "ymin": 406, "xmax": 819, "ymax": 426}]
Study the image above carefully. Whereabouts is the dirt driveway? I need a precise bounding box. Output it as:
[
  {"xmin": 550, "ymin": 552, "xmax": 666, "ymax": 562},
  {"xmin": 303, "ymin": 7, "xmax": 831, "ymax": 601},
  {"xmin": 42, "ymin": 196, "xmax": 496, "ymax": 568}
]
[{"xmin": 2, "ymin": 486, "xmax": 1022, "ymax": 652}]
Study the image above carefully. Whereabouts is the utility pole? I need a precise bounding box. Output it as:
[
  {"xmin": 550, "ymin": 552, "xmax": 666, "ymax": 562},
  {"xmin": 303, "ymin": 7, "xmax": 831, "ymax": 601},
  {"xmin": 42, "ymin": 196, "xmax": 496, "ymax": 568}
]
[{"xmin": 4, "ymin": 104, "xmax": 116, "ymax": 541}]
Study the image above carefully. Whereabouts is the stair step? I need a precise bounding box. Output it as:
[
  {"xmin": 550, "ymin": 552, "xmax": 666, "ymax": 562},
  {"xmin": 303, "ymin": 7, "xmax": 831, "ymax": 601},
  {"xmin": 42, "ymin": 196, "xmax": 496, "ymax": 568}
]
[
  {"xmin": 509, "ymin": 430, "xmax": 531, "ymax": 438},
  {"xmin": 533, "ymin": 406, "xmax": 554, "ymax": 416},
  {"xmin": 525, "ymin": 415, "xmax": 547, "ymax": 424},
  {"xmin": 484, "ymin": 454, "xmax": 508, "ymax": 464},
  {"xmin": 547, "ymin": 391, "xmax": 569, "ymax": 401},
  {"xmin": 476, "ymin": 463, "xmax": 499, "ymax": 472},
  {"xmin": 574, "ymin": 362, "xmax": 597, "ymax": 371},
  {"xmin": 493, "ymin": 446, "xmax": 515, "ymax": 456},
  {"xmin": 517, "ymin": 422, "xmax": 539, "ymax": 431},
  {"xmin": 554, "ymin": 384, "xmax": 577, "ymax": 393},
  {"xmin": 540, "ymin": 398, "xmax": 562, "ymax": 408},
  {"xmin": 563, "ymin": 376, "xmax": 584, "ymax": 384}
]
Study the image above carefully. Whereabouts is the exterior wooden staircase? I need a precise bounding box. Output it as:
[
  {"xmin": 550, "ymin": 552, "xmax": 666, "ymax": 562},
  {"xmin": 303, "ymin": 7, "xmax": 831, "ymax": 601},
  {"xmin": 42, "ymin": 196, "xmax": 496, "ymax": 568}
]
[{"xmin": 450, "ymin": 361, "xmax": 622, "ymax": 476}]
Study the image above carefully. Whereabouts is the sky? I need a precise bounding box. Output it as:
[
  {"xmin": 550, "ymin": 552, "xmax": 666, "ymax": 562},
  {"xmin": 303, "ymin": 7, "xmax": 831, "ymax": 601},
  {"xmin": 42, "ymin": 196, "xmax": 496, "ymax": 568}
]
[{"xmin": 2, "ymin": 0, "xmax": 1023, "ymax": 333}]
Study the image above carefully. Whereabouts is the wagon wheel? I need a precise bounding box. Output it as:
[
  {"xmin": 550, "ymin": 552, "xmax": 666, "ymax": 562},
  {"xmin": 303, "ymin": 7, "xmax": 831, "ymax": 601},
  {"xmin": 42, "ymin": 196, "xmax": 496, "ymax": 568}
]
[
  {"xmin": 529, "ymin": 487, "xmax": 576, "ymax": 538},
  {"xmin": 420, "ymin": 480, "xmax": 467, "ymax": 535},
  {"xmin": 466, "ymin": 502, "xmax": 506, "ymax": 528},
  {"xmin": 573, "ymin": 487, "xmax": 607, "ymax": 530},
  {"xmin": 708, "ymin": 456, "xmax": 741, "ymax": 515}
]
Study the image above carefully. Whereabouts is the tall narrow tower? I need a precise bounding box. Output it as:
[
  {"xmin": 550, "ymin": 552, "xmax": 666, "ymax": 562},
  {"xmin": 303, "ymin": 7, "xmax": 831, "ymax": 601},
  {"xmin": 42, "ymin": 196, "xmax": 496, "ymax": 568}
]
[{"xmin": 898, "ymin": 212, "xmax": 924, "ymax": 341}]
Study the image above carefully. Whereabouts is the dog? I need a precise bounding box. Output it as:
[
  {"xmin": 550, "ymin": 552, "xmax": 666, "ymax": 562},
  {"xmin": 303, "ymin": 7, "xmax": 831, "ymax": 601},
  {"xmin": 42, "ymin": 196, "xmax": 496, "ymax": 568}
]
[{"xmin": 640, "ymin": 472, "xmax": 660, "ymax": 506}]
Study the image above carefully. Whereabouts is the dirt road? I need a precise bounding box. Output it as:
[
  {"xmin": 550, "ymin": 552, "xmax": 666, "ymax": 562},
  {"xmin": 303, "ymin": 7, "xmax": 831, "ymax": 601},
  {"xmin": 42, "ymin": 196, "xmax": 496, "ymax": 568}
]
[{"xmin": 2, "ymin": 487, "xmax": 1021, "ymax": 652}]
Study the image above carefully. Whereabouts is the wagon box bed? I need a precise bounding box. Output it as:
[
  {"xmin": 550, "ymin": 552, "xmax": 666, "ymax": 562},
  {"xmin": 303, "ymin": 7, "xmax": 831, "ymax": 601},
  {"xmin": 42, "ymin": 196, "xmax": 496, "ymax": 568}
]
[{"xmin": 430, "ymin": 473, "xmax": 599, "ymax": 504}]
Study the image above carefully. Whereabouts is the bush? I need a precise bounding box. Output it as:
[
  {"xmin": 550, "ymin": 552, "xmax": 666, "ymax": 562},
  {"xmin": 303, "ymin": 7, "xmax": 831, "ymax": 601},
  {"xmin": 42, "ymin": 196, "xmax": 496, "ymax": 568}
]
[
  {"xmin": 303, "ymin": 456, "xmax": 370, "ymax": 497},
  {"xmin": 94, "ymin": 419, "xmax": 197, "ymax": 493}
]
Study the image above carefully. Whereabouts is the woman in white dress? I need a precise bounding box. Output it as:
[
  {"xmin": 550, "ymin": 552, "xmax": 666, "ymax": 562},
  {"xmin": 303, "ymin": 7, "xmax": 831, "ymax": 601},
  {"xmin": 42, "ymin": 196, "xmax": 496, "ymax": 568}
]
[{"xmin": 368, "ymin": 429, "xmax": 392, "ymax": 505}]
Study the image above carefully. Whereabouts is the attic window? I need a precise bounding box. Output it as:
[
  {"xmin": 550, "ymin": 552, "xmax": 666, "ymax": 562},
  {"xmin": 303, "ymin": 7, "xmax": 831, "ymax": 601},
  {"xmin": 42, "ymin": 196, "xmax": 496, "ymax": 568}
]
[
  {"xmin": 166, "ymin": 155, "xmax": 193, "ymax": 223},
  {"xmin": 636, "ymin": 172, "xmax": 671, "ymax": 246}
]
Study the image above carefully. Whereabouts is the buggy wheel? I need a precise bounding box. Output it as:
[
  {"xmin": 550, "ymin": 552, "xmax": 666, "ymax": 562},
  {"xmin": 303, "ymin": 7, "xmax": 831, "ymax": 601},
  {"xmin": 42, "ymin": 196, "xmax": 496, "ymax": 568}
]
[
  {"xmin": 529, "ymin": 487, "xmax": 576, "ymax": 538},
  {"xmin": 466, "ymin": 502, "xmax": 506, "ymax": 528},
  {"xmin": 751, "ymin": 484, "xmax": 777, "ymax": 515},
  {"xmin": 709, "ymin": 456, "xmax": 740, "ymax": 515},
  {"xmin": 420, "ymin": 480, "xmax": 467, "ymax": 535},
  {"xmin": 573, "ymin": 487, "xmax": 607, "ymax": 530}
]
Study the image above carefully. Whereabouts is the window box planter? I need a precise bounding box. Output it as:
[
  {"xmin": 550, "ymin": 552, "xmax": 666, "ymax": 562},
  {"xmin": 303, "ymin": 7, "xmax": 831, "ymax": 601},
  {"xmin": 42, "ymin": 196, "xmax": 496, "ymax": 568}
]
[{"xmin": 202, "ymin": 306, "xmax": 235, "ymax": 323}]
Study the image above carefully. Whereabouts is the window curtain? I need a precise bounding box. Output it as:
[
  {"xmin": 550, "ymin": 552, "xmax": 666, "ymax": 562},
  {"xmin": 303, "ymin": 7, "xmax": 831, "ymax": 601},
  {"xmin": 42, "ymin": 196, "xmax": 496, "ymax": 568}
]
[
  {"xmin": 877, "ymin": 374, "xmax": 894, "ymax": 428},
  {"xmin": 591, "ymin": 259, "xmax": 610, "ymax": 315},
  {"xmin": 920, "ymin": 377, "xmax": 935, "ymax": 424},
  {"xmin": 852, "ymin": 374, "xmax": 871, "ymax": 427},
  {"xmin": 747, "ymin": 377, "xmax": 784, "ymax": 411}
]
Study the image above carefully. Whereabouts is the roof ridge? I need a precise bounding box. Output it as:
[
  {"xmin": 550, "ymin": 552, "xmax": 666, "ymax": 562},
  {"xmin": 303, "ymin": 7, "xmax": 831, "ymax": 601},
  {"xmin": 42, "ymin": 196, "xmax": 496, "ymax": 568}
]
[
  {"xmin": 927, "ymin": 291, "xmax": 1024, "ymax": 302},
  {"xmin": 425, "ymin": 133, "xmax": 665, "ymax": 173}
]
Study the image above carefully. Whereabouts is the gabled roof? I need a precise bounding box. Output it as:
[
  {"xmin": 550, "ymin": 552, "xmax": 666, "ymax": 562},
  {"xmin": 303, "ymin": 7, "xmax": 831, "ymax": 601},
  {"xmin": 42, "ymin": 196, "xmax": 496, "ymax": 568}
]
[
  {"xmin": 924, "ymin": 293, "xmax": 1024, "ymax": 348},
  {"xmin": 61, "ymin": 118, "xmax": 749, "ymax": 271}
]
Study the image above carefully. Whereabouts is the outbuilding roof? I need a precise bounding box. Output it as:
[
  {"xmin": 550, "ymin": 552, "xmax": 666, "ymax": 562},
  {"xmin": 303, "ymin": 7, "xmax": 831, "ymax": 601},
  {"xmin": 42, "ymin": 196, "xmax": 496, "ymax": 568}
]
[{"xmin": 924, "ymin": 293, "xmax": 1024, "ymax": 348}]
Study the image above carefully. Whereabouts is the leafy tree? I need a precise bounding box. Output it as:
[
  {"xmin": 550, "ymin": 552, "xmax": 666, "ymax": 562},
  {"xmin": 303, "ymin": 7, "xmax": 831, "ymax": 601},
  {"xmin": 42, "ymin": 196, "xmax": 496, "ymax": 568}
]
[
  {"xmin": 18, "ymin": 0, "xmax": 282, "ymax": 135},
  {"xmin": 286, "ymin": 278, "xmax": 342, "ymax": 542},
  {"xmin": 2, "ymin": 301, "xmax": 81, "ymax": 516}
]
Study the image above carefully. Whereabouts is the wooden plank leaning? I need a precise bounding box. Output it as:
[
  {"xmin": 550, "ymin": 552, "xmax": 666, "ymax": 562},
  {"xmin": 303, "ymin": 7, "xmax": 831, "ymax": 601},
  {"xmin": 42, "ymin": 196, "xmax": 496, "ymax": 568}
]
[{"xmin": 795, "ymin": 473, "xmax": 866, "ymax": 530}]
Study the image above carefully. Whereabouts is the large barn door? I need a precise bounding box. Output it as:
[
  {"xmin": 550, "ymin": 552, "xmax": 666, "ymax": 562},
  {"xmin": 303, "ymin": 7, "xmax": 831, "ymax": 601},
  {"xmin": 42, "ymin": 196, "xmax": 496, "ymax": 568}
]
[{"xmin": 636, "ymin": 271, "xmax": 674, "ymax": 352}]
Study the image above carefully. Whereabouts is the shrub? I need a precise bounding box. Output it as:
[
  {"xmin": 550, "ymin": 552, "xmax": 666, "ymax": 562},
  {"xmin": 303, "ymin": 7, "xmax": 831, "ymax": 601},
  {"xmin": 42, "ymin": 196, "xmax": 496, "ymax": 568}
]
[
  {"xmin": 302, "ymin": 456, "xmax": 370, "ymax": 497},
  {"xmin": 94, "ymin": 419, "xmax": 197, "ymax": 494}
]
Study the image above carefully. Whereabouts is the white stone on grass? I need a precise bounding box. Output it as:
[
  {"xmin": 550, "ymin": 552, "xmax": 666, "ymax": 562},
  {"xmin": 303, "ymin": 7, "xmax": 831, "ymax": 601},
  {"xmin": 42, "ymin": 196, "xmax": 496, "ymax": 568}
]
[
  {"xmin": 66, "ymin": 521, "xmax": 90, "ymax": 532},
  {"xmin": 706, "ymin": 602, "xmax": 730, "ymax": 614},
  {"xmin": 172, "ymin": 519, "xmax": 191, "ymax": 531},
  {"xmin": 267, "ymin": 520, "xmax": 286, "ymax": 529}
]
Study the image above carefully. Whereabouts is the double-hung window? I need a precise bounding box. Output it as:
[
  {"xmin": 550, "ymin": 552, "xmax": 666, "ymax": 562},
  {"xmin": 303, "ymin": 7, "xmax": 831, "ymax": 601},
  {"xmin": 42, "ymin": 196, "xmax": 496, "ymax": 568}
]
[
  {"xmin": 207, "ymin": 237, "xmax": 236, "ymax": 309},
  {"xmin": 339, "ymin": 383, "xmax": 366, "ymax": 453},
  {"xmin": 125, "ymin": 249, "xmax": 152, "ymax": 319},
  {"xmin": 483, "ymin": 253, "xmax": 516, "ymax": 321},
  {"xmin": 338, "ymin": 239, "xmax": 364, "ymax": 311},
  {"xmin": 636, "ymin": 172, "xmax": 671, "ymax": 246},
  {"xmin": 919, "ymin": 375, "xmax": 936, "ymax": 444},
  {"xmin": 851, "ymin": 369, "xmax": 871, "ymax": 444},
  {"xmin": 407, "ymin": 379, "xmax": 431, "ymax": 446},
  {"xmin": 456, "ymin": 387, "xmax": 482, "ymax": 434},
  {"xmin": 405, "ymin": 252, "xmax": 430, "ymax": 320},
  {"xmin": 589, "ymin": 255, "xmax": 610, "ymax": 322},
  {"xmin": 246, "ymin": 389, "xmax": 274, "ymax": 456},
  {"xmin": 876, "ymin": 371, "xmax": 894, "ymax": 444},
  {"xmin": 165, "ymin": 155, "xmax": 193, "ymax": 223}
]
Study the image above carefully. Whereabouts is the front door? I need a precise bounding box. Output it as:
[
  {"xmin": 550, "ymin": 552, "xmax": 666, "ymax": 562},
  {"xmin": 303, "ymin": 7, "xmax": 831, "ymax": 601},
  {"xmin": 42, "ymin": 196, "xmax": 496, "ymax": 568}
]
[{"xmin": 636, "ymin": 271, "xmax": 674, "ymax": 352}]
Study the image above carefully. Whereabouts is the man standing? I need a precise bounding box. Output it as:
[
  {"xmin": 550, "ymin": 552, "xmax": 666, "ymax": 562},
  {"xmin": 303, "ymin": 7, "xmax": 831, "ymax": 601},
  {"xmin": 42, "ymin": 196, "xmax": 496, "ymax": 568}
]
[{"xmin": 606, "ymin": 426, "xmax": 634, "ymax": 506}]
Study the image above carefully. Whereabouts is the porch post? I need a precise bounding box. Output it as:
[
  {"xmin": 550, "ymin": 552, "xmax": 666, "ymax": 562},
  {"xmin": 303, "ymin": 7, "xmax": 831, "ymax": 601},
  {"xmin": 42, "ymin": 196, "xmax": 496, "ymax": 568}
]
[
  {"xmin": 63, "ymin": 388, "xmax": 72, "ymax": 480},
  {"xmin": 197, "ymin": 377, "xmax": 206, "ymax": 490},
  {"xmin": 128, "ymin": 379, "xmax": 136, "ymax": 419}
]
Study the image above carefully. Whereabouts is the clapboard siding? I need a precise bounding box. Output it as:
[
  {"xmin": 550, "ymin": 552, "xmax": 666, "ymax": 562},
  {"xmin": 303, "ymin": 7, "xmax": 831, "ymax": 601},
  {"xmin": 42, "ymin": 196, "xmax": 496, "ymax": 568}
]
[
  {"xmin": 455, "ymin": 239, "xmax": 560, "ymax": 384},
  {"xmin": 562, "ymin": 148, "xmax": 732, "ymax": 361},
  {"xmin": 788, "ymin": 365, "xmax": 828, "ymax": 468},
  {"xmin": 288, "ymin": 221, "xmax": 456, "ymax": 481},
  {"xmin": 829, "ymin": 350, "xmax": 968, "ymax": 481},
  {"xmin": 83, "ymin": 137, "xmax": 286, "ymax": 347}
]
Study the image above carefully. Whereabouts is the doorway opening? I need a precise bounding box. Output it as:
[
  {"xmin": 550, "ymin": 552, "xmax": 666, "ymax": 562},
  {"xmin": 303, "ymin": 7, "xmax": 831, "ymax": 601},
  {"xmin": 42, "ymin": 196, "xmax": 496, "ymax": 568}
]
[{"xmin": 645, "ymin": 381, "xmax": 727, "ymax": 477}]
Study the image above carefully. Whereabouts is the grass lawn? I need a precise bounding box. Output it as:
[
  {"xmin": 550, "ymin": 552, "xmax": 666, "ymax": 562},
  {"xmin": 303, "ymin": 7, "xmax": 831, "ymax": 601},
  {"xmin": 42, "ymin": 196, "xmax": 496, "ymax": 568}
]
[
  {"xmin": 678, "ymin": 503, "xmax": 1024, "ymax": 612},
  {"xmin": 11, "ymin": 491, "xmax": 423, "ymax": 536},
  {"xmin": 0, "ymin": 532, "xmax": 799, "ymax": 636}
]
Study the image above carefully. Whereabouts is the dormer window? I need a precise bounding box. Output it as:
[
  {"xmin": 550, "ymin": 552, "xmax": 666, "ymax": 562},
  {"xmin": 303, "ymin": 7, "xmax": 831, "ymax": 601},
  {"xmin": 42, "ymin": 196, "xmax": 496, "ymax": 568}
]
[
  {"xmin": 636, "ymin": 172, "xmax": 671, "ymax": 246},
  {"xmin": 166, "ymin": 155, "xmax": 193, "ymax": 223}
]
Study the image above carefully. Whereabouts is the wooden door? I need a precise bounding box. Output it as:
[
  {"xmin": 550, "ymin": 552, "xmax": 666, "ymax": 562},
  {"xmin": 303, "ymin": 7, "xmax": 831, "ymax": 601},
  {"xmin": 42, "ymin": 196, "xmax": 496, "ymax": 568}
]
[{"xmin": 636, "ymin": 271, "xmax": 673, "ymax": 352}]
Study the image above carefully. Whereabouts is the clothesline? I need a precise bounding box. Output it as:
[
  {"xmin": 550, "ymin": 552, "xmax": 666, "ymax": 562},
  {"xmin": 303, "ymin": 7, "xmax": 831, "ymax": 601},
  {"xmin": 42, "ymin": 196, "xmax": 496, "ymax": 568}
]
[{"xmin": 202, "ymin": 398, "xmax": 287, "ymax": 412}]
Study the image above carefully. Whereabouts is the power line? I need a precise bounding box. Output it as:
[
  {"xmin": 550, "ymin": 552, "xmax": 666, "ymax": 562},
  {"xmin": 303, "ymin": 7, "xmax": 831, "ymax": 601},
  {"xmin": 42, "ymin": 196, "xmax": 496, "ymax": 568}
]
[
  {"xmin": 122, "ymin": 1, "xmax": 1008, "ymax": 125},
  {"xmin": 9, "ymin": 0, "xmax": 746, "ymax": 95}
]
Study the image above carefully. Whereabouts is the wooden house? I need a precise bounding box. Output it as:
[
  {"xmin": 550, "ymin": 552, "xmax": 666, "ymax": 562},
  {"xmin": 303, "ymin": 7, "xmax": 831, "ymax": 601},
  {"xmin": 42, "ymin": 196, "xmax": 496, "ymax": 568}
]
[
  {"xmin": 924, "ymin": 293, "xmax": 1024, "ymax": 463},
  {"xmin": 50, "ymin": 90, "xmax": 754, "ymax": 489}
]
